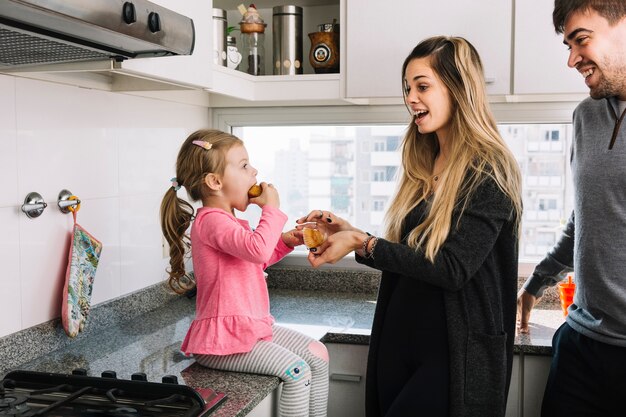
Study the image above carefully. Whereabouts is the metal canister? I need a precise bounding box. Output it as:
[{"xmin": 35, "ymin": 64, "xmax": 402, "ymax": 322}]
[
  {"xmin": 272, "ymin": 5, "xmax": 303, "ymax": 75},
  {"xmin": 212, "ymin": 8, "xmax": 227, "ymax": 67}
]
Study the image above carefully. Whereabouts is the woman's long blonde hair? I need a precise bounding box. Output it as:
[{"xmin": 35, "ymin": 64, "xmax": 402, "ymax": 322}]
[
  {"xmin": 160, "ymin": 129, "xmax": 243, "ymax": 293},
  {"xmin": 385, "ymin": 36, "xmax": 522, "ymax": 262}
]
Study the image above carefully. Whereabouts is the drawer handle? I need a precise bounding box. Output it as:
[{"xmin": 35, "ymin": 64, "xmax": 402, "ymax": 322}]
[{"xmin": 330, "ymin": 373, "xmax": 361, "ymax": 383}]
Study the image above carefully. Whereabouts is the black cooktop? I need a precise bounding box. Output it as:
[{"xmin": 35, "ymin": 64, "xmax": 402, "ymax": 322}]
[{"xmin": 0, "ymin": 370, "xmax": 226, "ymax": 417}]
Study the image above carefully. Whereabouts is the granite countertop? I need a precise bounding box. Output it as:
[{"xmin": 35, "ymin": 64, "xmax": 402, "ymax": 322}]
[{"xmin": 12, "ymin": 282, "xmax": 564, "ymax": 417}]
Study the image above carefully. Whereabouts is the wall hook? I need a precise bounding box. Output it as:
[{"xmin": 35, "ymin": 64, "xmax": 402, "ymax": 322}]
[
  {"xmin": 21, "ymin": 192, "xmax": 47, "ymax": 219},
  {"xmin": 58, "ymin": 189, "xmax": 81, "ymax": 213}
]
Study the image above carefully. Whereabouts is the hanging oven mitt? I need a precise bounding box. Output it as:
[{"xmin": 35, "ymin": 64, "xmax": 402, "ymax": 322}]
[{"xmin": 61, "ymin": 198, "xmax": 103, "ymax": 338}]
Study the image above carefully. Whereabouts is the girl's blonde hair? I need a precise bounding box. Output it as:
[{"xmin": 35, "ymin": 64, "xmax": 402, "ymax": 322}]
[
  {"xmin": 385, "ymin": 36, "xmax": 522, "ymax": 262},
  {"xmin": 160, "ymin": 129, "xmax": 243, "ymax": 293}
]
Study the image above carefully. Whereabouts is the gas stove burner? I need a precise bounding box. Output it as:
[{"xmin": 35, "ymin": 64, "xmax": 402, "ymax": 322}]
[
  {"xmin": 0, "ymin": 370, "xmax": 226, "ymax": 416},
  {"xmin": 0, "ymin": 394, "xmax": 28, "ymax": 408},
  {"xmin": 0, "ymin": 410, "xmax": 30, "ymax": 417},
  {"xmin": 0, "ymin": 393, "xmax": 31, "ymax": 417}
]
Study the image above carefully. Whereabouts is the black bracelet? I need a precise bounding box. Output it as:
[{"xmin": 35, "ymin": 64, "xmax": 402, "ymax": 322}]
[
  {"xmin": 362, "ymin": 235, "xmax": 375, "ymax": 258},
  {"xmin": 363, "ymin": 234, "xmax": 378, "ymax": 259}
]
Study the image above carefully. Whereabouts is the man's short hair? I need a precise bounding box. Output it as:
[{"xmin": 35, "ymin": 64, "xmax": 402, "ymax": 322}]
[{"xmin": 553, "ymin": 0, "xmax": 626, "ymax": 34}]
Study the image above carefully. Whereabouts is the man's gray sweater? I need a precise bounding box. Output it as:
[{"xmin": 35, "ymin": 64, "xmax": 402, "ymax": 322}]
[{"xmin": 524, "ymin": 96, "xmax": 626, "ymax": 346}]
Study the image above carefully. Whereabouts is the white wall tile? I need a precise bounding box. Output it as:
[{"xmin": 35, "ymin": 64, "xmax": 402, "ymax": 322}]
[
  {"xmin": 0, "ymin": 75, "xmax": 210, "ymax": 335},
  {"xmin": 119, "ymin": 193, "xmax": 170, "ymax": 295},
  {"xmin": 0, "ymin": 75, "xmax": 18, "ymax": 208},
  {"xmin": 0, "ymin": 207, "xmax": 22, "ymax": 337},
  {"xmin": 19, "ymin": 205, "xmax": 73, "ymax": 328},
  {"xmin": 15, "ymin": 80, "xmax": 120, "ymax": 201},
  {"xmin": 72, "ymin": 196, "xmax": 121, "ymax": 306},
  {"xmin": 118, "ymin": 128, "xmax": 187, "ymax": 196}
]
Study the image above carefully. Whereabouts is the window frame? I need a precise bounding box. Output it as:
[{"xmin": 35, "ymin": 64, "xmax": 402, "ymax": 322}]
[{"xmin": 212, "ymin": 101, "xmax": 579, "ymax": 273}]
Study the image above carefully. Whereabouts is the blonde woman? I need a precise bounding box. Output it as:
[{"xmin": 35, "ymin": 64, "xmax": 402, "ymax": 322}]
[{"xmin": 298, "ymin": 36, "xmax": 522, "ymax": 417}]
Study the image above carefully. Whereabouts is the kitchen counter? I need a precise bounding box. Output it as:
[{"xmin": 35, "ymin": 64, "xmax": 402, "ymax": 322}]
[{"xmin": 8, "ymin": 282, "xmax": 564, "ymax": 417}]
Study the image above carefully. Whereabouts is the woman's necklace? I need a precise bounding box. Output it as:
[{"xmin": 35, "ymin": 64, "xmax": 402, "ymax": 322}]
[
  {"xmin": 430, "ymin": 149, "xmax": 447, "ymax": 193},
  {"xmin": 429, "ymin": 171, "xmax": 443, "ymax": 197},
  {"xmin": 432, "ymin": 162, "xmax": 445, "ymax": 183}
]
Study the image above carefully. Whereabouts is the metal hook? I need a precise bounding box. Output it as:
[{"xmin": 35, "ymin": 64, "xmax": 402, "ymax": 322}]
[
  {"xmin": 58, "ymin": 189, "xmax": 81, "ymax": 213},
  {"xmin": 21, "ymin": 192, "xmax": 47, "ymax": 219}
]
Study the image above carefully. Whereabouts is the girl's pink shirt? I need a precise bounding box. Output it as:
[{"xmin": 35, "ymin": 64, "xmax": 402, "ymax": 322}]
[{"xmin": 180, "ymin": 205, "xmax": 292, "ymax": 356}]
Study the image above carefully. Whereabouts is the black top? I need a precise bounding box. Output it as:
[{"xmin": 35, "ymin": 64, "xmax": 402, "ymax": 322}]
[
  {"xmin": 381, "ymin": 199, "xmax": 446, "ymax": 333},
  {"xmin": 358, "ymin": 176, "xmax": 519, "ymax": 417}
]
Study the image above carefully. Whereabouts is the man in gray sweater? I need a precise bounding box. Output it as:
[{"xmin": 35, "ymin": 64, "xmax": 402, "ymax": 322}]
[{"xmin": 517, "ymin": 1, "xmax": 626, "ymax": 416}]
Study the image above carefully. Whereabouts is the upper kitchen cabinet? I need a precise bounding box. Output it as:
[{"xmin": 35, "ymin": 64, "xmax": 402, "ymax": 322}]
[
  {"xmin": 514, "ymin": 0, "xmax": 588, "ymax": 95},
  {"xmin": 345, "ymin": 0, "xmax": 512, "ymax": 101},
  {"xmin": 208, "ymin": 0, "xmax": 343, "ymax": 106}
]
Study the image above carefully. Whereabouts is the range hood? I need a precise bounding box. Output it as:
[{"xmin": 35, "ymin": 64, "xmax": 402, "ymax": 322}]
[{"xmin": 0, "ymin": 0, "xmax": 195, "ymax": 68}]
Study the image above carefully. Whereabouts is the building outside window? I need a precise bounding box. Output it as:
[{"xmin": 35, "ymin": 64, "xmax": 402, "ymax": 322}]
[
  {"xmin": 232, "ymin": 122, "xmax": 573, "ymax": 263},
  {"xmin": 372, "ymin": 200, "xmax": 385, "ymax": 212}
]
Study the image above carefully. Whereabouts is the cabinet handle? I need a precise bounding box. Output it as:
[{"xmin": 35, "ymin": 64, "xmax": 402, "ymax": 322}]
[{"xmin": 330, "ymin": 373, "xmax": 361, "ymax": 383}]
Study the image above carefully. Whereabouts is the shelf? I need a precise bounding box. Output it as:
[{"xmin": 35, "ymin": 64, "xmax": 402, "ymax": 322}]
[
  {"xmin": 213, "ymin": 0, "xmax": 341, "ymax": 76},
  {"xmin": 208, "ymin": 65, "xmax": 344, "ymax": 107}
]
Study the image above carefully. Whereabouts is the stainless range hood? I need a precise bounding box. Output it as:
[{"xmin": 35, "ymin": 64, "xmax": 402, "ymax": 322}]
[{"xmin": 0, "ymin": 0, "xmax": 195, "ymax": 68}]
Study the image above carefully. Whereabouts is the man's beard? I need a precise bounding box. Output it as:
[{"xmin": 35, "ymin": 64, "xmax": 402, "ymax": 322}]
[
  {"xmin": 589, "ymin": 57, "xmax": 626, "ymax": 99},
  {"xmin": 590, "ymin": 75, "xmax": 624, "ymax": 99}
]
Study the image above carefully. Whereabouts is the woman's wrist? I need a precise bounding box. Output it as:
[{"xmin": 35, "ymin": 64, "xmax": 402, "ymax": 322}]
[
  {"xmin": 353, "ymin": 231, "xmax": 370, "ymax": 257},
  {"xmin": 354, "ymin": 232, "xmax": 378, "ymax": 258}
]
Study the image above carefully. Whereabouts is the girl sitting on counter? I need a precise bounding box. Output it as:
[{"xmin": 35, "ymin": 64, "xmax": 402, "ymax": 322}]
[{"xmin": 161, "ymin": 129, "xmax": 329, "ymax": 417}]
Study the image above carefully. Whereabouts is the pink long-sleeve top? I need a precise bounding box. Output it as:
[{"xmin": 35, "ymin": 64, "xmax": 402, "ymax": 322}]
[{"xmin": 181, "ymin": 205, "xmax": 292, "ymax": 356}]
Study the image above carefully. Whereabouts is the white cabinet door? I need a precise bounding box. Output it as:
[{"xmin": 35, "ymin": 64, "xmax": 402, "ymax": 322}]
[
  {"xmin": 506, "ymin": 354, "xmax": 521, "ymax": 417},
  {"xmin": 120, "ymin": 0, "xmax": 213, "ymax": 89},
  {"xmin": 522, "ymin": 355, "xmax": 551, "ymax": 417},
  {"xmin": 326, "ymin": 343, "xmax": 368, "ymax": 417},
  {"xmin": 345, "ymin": 0, "xmax": 512, "ymax": 99},
  {"xmin": 246, "ymin": 387, "xmax": 278, "ymax": 417},
  {"xmin": 514, "ymin": 0, "xmax": 587, "ymax": 95}
]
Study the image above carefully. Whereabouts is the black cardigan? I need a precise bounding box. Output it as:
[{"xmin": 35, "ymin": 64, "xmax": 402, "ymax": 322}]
[{"xmin": 357, "ymin": 177, "xmax": 518, "ymax": 417}]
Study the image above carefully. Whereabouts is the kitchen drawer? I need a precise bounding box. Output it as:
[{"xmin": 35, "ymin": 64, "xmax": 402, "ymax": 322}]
[{"xmin": 326, "ymin": 343, "xmax": 368, "ymax": 417}]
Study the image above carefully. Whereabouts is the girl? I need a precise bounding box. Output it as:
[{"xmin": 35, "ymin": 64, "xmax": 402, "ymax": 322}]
[
  {"xmin": 160, "ymin": 129, "xmax": 329, "ymax": 417},
  {"xmin": 298, "ymin": 37, "xmax": 522, "ymax": 417}
]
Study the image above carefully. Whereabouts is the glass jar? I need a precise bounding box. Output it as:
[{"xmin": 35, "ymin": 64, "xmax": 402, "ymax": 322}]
[{"xmin": 240, "ymin": 31, "xmax": 265, "ymax": 76}]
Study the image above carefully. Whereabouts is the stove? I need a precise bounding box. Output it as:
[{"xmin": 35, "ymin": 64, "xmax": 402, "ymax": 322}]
[{"xmin": 0, "ymin": 369, "xmax": 226, "ymax": 417}]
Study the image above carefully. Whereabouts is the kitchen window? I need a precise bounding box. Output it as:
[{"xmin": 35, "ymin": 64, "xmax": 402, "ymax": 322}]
[{"xmin": 216, "ymin": 103, "xmax": 577, "ymax": 268}]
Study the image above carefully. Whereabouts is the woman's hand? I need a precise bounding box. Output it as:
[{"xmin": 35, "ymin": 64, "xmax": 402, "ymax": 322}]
[
  {"xmin": 281, "ymin": 229, "xmax": 304, "ymax": 249},
  {"xmin": 296, "ymin": 210, "xmax": 359, "ymax": 235},
  {"xmin": 307, "ymin": 230, "xmax": 367, "ymax": 268}
]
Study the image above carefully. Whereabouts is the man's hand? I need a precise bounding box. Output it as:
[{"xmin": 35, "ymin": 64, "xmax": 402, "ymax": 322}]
[{"xmin": 516, "ymin": 288, "xmax": 539, "ymax": 334}]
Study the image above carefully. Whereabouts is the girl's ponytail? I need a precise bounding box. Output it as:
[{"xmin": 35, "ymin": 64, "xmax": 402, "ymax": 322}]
[
  {"xmin": 160, "ymin": 186, "xmax": 194, "ymax": 293},
  {"xmin": 160, "ymin": 129, "xmax": 243, "ymax": 293}
]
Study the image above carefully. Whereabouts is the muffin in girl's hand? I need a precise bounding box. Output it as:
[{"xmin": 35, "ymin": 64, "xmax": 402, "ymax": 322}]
[{"xmin": 248, "ymin": 184, "xmax": 263, "ymax": 198}]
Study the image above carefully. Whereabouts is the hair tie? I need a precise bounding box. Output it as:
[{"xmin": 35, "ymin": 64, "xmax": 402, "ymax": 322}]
[
  {"xmin": 192, "ymin": 140, "xmax": 213, "ymax": 150},
  {"xmin": 170, "ymin": 177, "xmax": 181, "ymax": 191}
]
